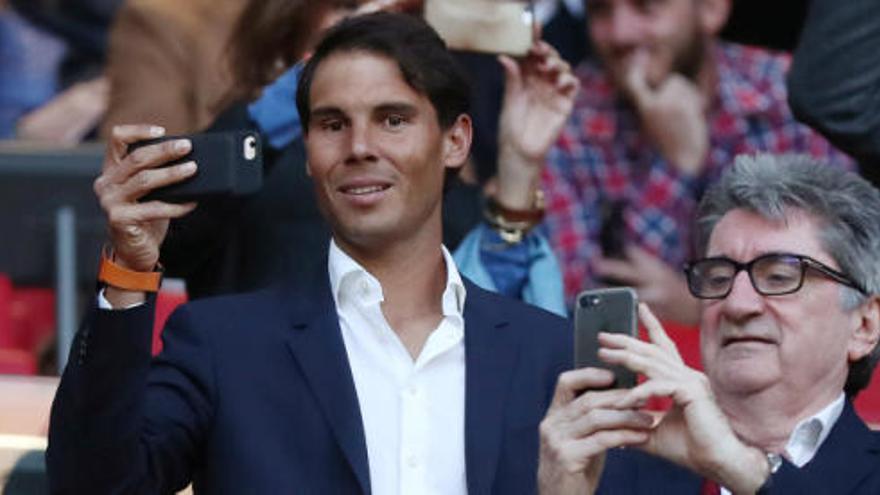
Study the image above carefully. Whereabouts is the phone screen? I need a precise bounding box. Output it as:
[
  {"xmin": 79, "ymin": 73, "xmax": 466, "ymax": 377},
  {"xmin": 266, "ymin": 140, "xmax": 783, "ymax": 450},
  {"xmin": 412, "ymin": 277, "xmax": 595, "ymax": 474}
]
[{"xmin": 574, "ymin": 287, "xmax": 638, "ymax": 388}]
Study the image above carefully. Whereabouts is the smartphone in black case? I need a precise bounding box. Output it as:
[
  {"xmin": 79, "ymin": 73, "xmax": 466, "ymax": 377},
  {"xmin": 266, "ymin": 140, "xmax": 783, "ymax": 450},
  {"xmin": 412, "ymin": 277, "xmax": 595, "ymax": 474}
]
[
  {"xmin": 131, "ymin": 130, "xmax": 263, "ymax": 202},
  {"xmin": 574, "ymin": 287, "xmax": 638, "ymax": 389}
]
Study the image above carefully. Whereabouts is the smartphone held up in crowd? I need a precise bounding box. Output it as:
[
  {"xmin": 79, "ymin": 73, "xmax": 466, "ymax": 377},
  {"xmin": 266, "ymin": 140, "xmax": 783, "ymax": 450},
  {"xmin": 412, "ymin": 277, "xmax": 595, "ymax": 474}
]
[
  {"xmin": 574, "ymin": 286, "xmax": 639, "ymax": 388},
  {"xmin": 129, "ymin": 130, "xmax": 263, "ymax": 202},
  {"xmin": 424, "ymin": 0, "xmax": 535, "ymax": 56}
]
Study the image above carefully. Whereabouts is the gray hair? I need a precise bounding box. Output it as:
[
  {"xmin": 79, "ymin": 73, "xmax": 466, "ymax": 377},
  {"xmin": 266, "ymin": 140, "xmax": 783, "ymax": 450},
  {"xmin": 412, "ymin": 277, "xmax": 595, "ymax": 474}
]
[{"xmin": 696, "ymin": 154, "xmax": 880, "ymax": 397}]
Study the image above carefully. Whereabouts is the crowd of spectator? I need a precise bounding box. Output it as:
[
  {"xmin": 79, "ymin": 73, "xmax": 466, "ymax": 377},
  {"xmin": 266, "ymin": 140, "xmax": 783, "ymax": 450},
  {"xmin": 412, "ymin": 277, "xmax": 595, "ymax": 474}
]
[{"xmin": 3, "ymin": 0, "xmax": 880, "ymax": 492}]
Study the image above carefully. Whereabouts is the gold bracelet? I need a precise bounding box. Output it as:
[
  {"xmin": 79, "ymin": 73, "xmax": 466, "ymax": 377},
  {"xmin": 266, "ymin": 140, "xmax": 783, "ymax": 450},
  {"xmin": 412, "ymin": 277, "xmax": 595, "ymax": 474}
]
[{"xmin": 483, "ymin": 189, "xmax": 545, "ymax": 244}]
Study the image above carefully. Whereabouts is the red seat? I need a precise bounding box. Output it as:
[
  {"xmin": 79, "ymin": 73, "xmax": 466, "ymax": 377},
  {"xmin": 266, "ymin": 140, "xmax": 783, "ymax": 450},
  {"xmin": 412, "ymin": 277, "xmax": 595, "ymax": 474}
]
[
  {"xmin": 0, "ymin": 348, "xmax": 37, "ymax": 374},
  {"xmin": 152, "ymin": 288, "xmax": 188, "ymax": 356}
]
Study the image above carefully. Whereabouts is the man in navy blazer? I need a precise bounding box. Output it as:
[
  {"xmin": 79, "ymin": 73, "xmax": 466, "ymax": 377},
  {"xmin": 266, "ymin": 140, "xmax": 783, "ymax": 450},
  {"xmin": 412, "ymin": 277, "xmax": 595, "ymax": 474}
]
[
  {"xmin": 538, "ymin": 155, "xmax": 880, "ymax": 494},
  {"xmin": 47, "ymin": 13, "xmax": 579, "ymax": 494}
]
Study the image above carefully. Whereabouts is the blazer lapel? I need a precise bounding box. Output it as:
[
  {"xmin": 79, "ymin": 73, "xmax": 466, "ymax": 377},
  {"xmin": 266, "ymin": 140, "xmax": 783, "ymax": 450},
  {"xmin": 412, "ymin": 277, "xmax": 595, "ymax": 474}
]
[
  {"xmin": 282, "ymin": 267, "xmax": 371, "ymax": 495},
  {"xmin": 463, "ymin": 281, "xmax": 520, "ymax": 494},
  {"xmin": 801, "ymin": 400, "xmax": 880, "ymax": 492}
]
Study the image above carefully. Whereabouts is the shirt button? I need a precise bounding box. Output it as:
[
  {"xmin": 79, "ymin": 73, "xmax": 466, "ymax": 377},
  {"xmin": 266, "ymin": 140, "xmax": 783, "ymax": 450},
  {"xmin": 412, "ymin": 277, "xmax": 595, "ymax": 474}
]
[
  {"xmin": 407, "ymin": 455, "xmax": 419, "ymax": 468},
  {"xmin": 407, "ymin": 385, "xmax": 418, "ymax": 396}
]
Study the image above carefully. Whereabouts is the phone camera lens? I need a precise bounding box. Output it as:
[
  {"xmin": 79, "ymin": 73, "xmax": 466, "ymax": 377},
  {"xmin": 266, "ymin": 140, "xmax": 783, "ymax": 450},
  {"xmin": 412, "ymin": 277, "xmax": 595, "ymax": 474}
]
[
  {"xmin": 243, "ymin": 135, "xmax": 258, "ymax": 161},
  {"xmin": 580, "ymin": 295, "xmax": 601, "ymax": 307}
]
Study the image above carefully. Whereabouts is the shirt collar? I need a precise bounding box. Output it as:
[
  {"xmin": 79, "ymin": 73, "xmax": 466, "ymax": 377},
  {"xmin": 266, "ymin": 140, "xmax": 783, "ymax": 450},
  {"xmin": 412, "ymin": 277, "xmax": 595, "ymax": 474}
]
[
  {"xmin": 327, "ymin": 239, "xmax": 466, "ymax": 316},
  {"xmin": 784, "ymin": 392, "xmax": 845, "ymax": 467}
]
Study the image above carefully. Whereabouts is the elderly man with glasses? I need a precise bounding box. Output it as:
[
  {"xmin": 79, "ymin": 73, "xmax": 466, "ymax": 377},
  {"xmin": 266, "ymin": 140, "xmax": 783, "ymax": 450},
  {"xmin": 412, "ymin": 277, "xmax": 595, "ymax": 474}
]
[{"xmin": 538, "ymin": 154, "xmax": 880, "ymax": 494}]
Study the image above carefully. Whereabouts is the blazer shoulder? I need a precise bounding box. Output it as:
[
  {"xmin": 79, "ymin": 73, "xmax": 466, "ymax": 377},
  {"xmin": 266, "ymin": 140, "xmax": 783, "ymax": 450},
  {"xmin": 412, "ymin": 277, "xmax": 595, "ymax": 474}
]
[{"xmin": 464, "ymin": 279, "xmax": 571, "ymax": 348}]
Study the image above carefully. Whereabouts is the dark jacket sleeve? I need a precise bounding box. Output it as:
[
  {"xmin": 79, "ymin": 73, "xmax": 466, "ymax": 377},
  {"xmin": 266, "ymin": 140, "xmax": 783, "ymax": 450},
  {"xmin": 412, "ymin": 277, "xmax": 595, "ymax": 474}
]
[
  {"xmin": 46, "ymin": 301, "xmax": 214, "ymax": 494},
  {"xmin": 788, "ymin": 0, "xmax": 880, "ymax": 167}
]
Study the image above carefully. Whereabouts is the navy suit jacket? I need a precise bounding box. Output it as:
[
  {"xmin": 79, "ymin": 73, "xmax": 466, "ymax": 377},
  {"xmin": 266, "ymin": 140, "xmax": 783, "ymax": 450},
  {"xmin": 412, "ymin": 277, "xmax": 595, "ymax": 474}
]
[
  {"xmin": 598, "ymin": 400, "xmax": 880, "ymax": 494},
  {"xmin": 47, "ymin": 268, "xmax": 571, "ymax": 494}
]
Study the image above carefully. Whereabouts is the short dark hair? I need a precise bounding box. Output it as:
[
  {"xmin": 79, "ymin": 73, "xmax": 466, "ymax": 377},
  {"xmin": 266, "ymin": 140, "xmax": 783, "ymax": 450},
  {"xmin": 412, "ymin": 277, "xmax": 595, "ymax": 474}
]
[{"xmin": 296, "ymin": 12, "xmax": 471, "ymax": 132}]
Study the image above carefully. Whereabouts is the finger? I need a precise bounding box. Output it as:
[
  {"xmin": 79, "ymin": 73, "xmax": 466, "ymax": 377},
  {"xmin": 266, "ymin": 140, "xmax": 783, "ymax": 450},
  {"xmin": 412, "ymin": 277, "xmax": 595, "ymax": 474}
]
[
  {"xmin": 108, "ymin": 201, "xmax": 197, "ymax": 228},
  {"xmin": 120, "ymin": 139, "xmax": 192, "ymax": 182},
  {"xmin": 550, "ymin": 368, "xmax": 616, "ymax": 408},
  {"xmin": 564, "ymin": 407, "xmax": 655, "ymax": 439},
  {"xmin": 616, "ymin": 380, "xmax": 678, "ymax": 410},
  {"xmin": 122, "ymin": 161, "xmax": 198, "ymax": 201},
  {"xmin": 622, "ymin": 50, "xmax": 651, "ymax": 104},
  {"xmin": 559, "ymin": 429, "xmax": 651, "ymax": 461},
  {"xmin": 556, "ymin": 72, "xmax": 580, "ymax": 98},
  {"xmin": 565, "ymin": 387, "xmax": 635, "ymax": 422},
  {"xmin": 539, "ymin": 53, "xmax": 571, "ymax": 77},
  {"xmin": 597, "ymin": 347, "xmax": 654, "ymax": 379},
  {"xmin": 594, "ymin": 256, "xmax": 642, "ymax": 285},
  {"xmin": 639, "ymin": 303, "xmax": 681, "ymax": 358},
  {"xmin": 109, "ymin": 124, "xmax": 165, "ymax": 163}
]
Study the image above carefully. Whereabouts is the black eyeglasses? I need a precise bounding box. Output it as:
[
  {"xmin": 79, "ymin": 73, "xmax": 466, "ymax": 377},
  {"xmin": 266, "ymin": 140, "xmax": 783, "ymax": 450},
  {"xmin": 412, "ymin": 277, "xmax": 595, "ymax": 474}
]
[{"xmin": 683, "ymin": 252, "xmax": 867, "ymax": 300}]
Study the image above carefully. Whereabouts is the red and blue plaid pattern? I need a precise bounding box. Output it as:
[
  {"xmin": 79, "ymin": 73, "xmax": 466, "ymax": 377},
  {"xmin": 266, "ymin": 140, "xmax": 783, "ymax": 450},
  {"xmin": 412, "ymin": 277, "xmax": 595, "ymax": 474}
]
[{"xmin": 541, "ymin": 42, "xmax": 853, "ymax": 305}]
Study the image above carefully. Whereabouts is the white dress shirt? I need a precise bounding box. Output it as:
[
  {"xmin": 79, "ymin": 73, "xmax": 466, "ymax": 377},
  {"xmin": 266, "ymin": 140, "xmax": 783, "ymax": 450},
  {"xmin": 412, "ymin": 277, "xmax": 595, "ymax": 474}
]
[
  {"xmin": 328, "ymin": 240, "xmax": 467, "ymax": 495},
  {"xmin": 720, "ymin": 393, "xmax": 845, "ymax": 494}
]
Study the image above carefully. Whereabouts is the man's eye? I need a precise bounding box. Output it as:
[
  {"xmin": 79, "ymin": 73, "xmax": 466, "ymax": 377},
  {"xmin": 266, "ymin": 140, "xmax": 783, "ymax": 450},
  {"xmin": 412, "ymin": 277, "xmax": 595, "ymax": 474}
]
[
  {"xmin": 320, "ymin": 120, "xmax": 344, "ymax": 132},
  {"xmin": 385, "ymin": 114, "xmax": 407, "ymax": 128}
]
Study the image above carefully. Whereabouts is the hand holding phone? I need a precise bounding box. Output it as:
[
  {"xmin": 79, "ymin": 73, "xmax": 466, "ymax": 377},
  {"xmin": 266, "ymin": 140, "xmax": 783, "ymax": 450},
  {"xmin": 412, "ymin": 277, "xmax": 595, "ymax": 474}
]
[
  {"xmin": 130, "ymin": 131, "xmax": 263, "ymax": 203},
  {"xmin": 574, "ymin": 287, "xmax": 638, "ymax": 388}
]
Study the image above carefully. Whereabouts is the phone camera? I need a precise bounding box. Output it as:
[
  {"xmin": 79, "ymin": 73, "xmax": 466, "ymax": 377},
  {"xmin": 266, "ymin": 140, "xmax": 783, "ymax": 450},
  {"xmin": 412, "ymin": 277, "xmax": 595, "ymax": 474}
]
[
  {"xmin": 580, "ymin": 295, "xmax": 602, "ymax": 307},
  {"xmin": 243, "ymin": 135, "xmax": 258, "ymax": 161}
]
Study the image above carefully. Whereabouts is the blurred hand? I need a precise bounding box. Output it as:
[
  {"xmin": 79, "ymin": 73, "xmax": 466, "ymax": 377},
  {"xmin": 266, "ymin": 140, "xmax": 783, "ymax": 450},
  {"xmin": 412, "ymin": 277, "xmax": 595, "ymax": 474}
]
[
  {"xmin": 496, "ymin": 41, "xmax": 580, "ymax": 209},
  {"xmin": 94, "ymin": 125, "xmax": 197, "ymax": 274},
  {"xmin": 538, "ymin": 367, "xmax": 653, "ymax": 495},
  {"xmin": 598, "ymin": 304, "xmax": 771, "ymax": 493},
  {"xmin": 623, "ymin": 51, "xmax": 708, "ymax": 176},
  {"xmin": 594, "ymin": 245, "xmax": 700, "ymax": 325}
]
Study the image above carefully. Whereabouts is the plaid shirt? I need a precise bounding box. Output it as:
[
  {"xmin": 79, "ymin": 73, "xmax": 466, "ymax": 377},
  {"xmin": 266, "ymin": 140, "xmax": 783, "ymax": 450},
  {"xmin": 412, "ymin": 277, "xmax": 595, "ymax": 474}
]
[{"xmin": 541, "ymin": 42, "xmax": 853, "ymax": 304}]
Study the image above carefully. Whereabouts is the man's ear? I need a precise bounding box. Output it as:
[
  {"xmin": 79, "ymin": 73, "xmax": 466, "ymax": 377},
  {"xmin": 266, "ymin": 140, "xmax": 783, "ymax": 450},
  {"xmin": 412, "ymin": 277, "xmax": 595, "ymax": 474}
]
[
  {"xmin": 441, "ymin": 114, "xmax": 473, "ymax": 171},
  {"xmin": 848, "ymin": 296, "xmax": 880, "ymax": 363},
  {"xmin": 698, "ymin": 0, "xmax": 731, "ymax": 37}
]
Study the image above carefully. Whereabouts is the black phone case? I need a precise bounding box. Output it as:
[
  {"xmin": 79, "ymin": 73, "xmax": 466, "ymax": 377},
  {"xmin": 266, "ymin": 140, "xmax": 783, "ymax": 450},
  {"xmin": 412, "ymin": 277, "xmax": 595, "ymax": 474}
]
[
  {"xmin": 132, "ymin": 131, "xmax": 263, "ymax": 202},
  {"xmin": 574, "ymin": 287, "xmax": 638, "ymax": 388}
]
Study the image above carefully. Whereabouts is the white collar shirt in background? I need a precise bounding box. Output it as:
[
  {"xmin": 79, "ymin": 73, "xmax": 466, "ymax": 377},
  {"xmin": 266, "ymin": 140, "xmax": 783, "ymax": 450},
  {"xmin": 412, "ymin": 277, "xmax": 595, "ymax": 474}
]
[
  {"xmin": 328, "ymin": 240, "xmax": 467, "ymax": 495},
  {"xmin": 721, "ymin": 392, "xmax": 845, "ymax": 494}
]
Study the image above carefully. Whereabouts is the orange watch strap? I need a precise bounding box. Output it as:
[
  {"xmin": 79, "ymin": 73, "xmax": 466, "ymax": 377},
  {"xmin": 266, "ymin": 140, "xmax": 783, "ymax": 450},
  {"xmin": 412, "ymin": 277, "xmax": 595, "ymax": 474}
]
[{"xmin": 97, "ymin": 246, "xmax": 162, "ymax": 292}]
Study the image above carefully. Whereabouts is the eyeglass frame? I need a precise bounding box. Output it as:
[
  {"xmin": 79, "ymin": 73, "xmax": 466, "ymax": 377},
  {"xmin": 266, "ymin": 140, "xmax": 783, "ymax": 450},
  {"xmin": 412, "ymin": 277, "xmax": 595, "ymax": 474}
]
[{"xmin": 682, "ymin": 252, "xmax": 868, "ymax": 300}]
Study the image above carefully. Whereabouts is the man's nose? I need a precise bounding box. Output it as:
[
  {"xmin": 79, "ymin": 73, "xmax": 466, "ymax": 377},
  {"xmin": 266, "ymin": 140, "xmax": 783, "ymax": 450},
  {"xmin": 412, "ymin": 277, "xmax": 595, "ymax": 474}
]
[
  {"xmin": 720, "ymin": 270, "xmax": 764, "ymax": 320},
  {"xmin": 609, "ymin": 5, "xmax": 644, "ymax": 46},
  {"xmin": 346, "ymin": 120, "xmax": 377, "ymax": 163}
]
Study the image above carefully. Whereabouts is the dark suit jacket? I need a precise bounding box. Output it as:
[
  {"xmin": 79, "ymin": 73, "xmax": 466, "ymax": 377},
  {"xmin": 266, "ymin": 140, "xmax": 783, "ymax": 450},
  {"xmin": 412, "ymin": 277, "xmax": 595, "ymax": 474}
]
[
  {"xmin": 598, "ymin": 400, "xmax": 880, "ymax": 494},
  {"xmin": 46, "ymin": 267, "xmax": 571, "ymax": 494}
]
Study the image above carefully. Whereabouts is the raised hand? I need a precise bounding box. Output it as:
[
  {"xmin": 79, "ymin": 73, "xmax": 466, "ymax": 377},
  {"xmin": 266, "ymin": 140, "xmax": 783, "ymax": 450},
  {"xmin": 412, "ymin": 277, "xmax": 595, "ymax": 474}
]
[
  {"xmin": 599, "ymin": 304, "xmax": 771, "ymax": 493},
  {"xmin": 623, "ymin": 51, "xmax": 709, "ymax": 176},
  {"xmin": 94, "ymin": 125, "xmax": 197, "ymax": 303},
  {"xmin": 538, "ymin": 368, "xmax": 654, "ymax": 495},
  {"xmin": 496, "ymin": 41, "xmax": 580, "ymax": 209}
]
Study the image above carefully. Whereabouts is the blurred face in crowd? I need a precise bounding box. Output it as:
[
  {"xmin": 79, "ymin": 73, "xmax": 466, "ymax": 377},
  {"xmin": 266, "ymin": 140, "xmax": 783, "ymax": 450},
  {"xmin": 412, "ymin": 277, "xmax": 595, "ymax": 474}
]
[
  {"xmin": 586, "ymin": 0, "xmax": 729, "ymax": 89},
  {"xmin": 303, "ymin": 50, "xmax": 470, "ymax": 254},
  {"xmin": 699, "ymin": 208, "xmax": 877, "ymax": 409}
]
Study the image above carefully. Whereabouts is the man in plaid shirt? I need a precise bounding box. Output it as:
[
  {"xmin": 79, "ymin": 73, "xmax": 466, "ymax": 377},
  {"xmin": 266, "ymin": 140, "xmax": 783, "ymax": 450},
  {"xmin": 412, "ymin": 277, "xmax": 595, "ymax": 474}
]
[{"xmin": 527, "ymin": 0, "xmax": 852, "ymax": 322}]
